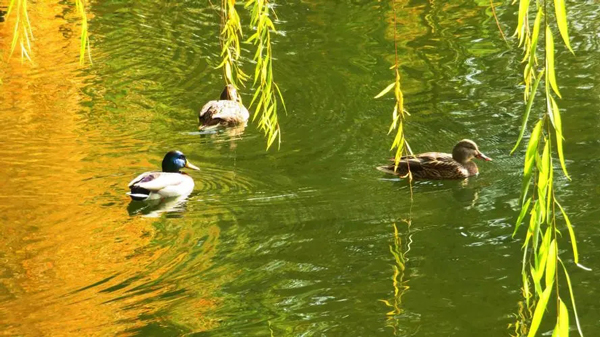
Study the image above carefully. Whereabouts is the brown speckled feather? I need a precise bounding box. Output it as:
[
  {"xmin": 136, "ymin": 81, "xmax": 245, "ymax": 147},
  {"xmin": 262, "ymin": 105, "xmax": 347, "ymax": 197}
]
[{"xmin": 198, "ymin": 101, "xmax": 250, "ymax": 130}]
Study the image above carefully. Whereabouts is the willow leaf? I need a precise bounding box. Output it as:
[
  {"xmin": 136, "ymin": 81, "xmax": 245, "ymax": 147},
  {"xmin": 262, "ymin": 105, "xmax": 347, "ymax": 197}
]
[
  {"xmin": 554, "ymin": 0, "xmax": 574, "ymax": 54},
  {"xmin": 545, "ymin": 239, "xmax": 557, "ymax": 289},
  {"xmin": 375, "ymin": 82, "xmax": 396, "ymax": 99},
  {"xmin": 556, "ymin": 200, "xmax": 579, "ymax": 264},
  {"xmin": 559, "ymin": 259, "xmax": 584, "ymax": 337},
  {"xmin": 515, "ymin": 0, "xmax": 531, "ymax": 41},
  {"xmin": 534, "ymin": 227, "xmax": 552, "ymax": 290},
  {"xmin": 527, "ymin": 285, "xmax": 553, "ymax": 337},
  {"xmin": 527, "ymin": 8, "xmax": 544, "ymax": 65},
  {"xmin": 513, "ymin": 197, "xmax": 532, "ymax": 237},
  {"xmin": 272, "ymin": 83, "xmax": 285, "ymax": 111},
  {"xmin": 559, "ymin": 298, "xmax": 569, "ymax": 337},
  {"xmin": 524, "ymin": 199, "xmax": 539, "ymax": 249},
  {"xmin": 550, "ymin": 97, "xmax": 570, "ymax": 179},
  {"xmin": 538, "ymin": 140, "xmax": 551, "ymax": 198},
  {"xmin": 531, "ymin": 265, "xmax": 543, "ymax": 298},
  {"xmin": 512, "ymin": 71, "xmax": 544, "ymax": 154},
  {"xmin": 521, "ymin": 119, "xmax": 543, "ymax": 204},
  {"xmin": 546, "ymin": 26, "xmax": 562, "ymax": 98}
]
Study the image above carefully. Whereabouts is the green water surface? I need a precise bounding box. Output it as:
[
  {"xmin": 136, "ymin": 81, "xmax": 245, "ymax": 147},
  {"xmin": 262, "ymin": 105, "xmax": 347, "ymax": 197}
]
[{"xmin": 1, "ymin": 0, "xmax": 599, "ymax": 336}]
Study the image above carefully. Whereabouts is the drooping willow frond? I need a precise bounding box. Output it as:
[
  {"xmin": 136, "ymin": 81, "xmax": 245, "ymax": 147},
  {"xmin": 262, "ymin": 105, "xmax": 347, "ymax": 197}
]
[
  {"xmin": 6, "ymin": 0, "xmax": 34, "ymax": 62},
  {"xmin": 510, "ymin": 1, "xmax": 586, "ymax": 336},
  {"xmin": 375, "ymin": 0, "xmax": 412, "ymax": 182},
  {"xmin": 217, "ymin": 0, "xmax": 248, "ymax": 87},
  {"xmin": 245, "ymin": 0, "xmax": 285, "ymax": 149},
  {"xmin": 75, "ymin": 0, "xmax": 92, "ymax": 65},
  {"xmin": 4, "ymin": 0, "xmax": 92, "ymax": 64}
]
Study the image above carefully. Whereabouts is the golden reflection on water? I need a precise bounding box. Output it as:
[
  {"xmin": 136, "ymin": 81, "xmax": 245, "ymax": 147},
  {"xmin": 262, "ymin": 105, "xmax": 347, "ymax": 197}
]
[{"xmin": 0, "ymin": 3, "xmax": 228, "ymax": 335}]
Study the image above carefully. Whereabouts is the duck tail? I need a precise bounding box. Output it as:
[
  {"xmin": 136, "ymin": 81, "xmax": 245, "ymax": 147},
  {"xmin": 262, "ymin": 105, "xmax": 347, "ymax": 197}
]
[
  {"xmin": 198, "ymin": 123, "xmax": 221, "ymax": 131},
  {"xmin": 128, "ymin": 186, "xmax": 151, "ymax": 201},
  {"xmin": 127, "ymin": 192, "xmax": 149, "ymax": 201},
  {"xmin": 376, "ymin": 165, "xmax": 397, "ymax": 175}
]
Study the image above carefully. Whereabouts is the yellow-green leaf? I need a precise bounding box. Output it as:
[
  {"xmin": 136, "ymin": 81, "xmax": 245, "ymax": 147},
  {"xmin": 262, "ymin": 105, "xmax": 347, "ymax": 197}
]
[
  {"xmin": 520, "ymin": 118, "xmax": 543, "ymax": 204},
  {"xmin": 545, "ymin": 239, "xmax": 557, "ymax": 289},
  {"xmin": 558, "ymin": 298, "xmax": 569, "ymax": 337},
  {"xmin": 513, "ymin": 197, "xmax": 532, "ymax": 237},
  {"xmin": 515, "ymin": 0, "xmax": 531, "ymax": 42},
  {"xmin": 546, "ymin": 26, "xmax": 562, "ymax": 98},
  {"xmin": 554, "ymin": 0, "xmax": 574, "ymax": 54},
  {"xmin": 527, "ymin": 285, "xmax": 553, "ymax": 337},
  {"xmin": 559, "ymin": 259, "xmax": 584, "ymax": 337},
  {"xmin": 556, "ymin": 200, "xmax": 579, "ymax": 264},
  {"xmin": 375, "ymin": 82, "xmax": 396, "ymax": 99},
  {"xmin": 550, "ymin": 97, "xmax": 570, "ymax": 179},
  {"xmin": 512, "ymin": 71, "xmax": 544, "ymax": 154},
  {"xmin": 528, "ymin": 8, "xmax": 544, "ymax": 66}
]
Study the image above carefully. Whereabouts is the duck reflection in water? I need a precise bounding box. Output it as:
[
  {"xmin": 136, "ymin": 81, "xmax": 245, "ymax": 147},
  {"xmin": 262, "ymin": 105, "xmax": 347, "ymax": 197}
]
[{"xmin": 127, "ymin": 194, "xmax": 190, "ymax": 217}]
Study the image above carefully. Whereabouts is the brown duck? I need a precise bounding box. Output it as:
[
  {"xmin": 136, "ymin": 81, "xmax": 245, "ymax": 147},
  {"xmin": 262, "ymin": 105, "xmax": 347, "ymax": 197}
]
[
  {"xmin": 377, "ymin": 139, "xmax": 492, "ymax": 179},
  {"xmin": 198, "ymin": 84, "xmax": 249, "ymax": 130}
]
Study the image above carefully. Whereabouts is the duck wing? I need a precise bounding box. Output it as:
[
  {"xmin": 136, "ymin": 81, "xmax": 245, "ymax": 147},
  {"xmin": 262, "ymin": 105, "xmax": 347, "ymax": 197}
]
[{"xmin": 130, "ymin": 172, "xmax": 185, "ymax": 191}]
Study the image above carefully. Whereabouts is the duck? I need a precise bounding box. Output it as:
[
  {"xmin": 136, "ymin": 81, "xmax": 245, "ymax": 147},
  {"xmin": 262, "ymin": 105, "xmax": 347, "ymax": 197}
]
[
  {"xmin": 127, "ymin": 151, "xmax": 200, "ymax": 201},
  {"xmin": 198, "ymin": 84, "xmax": 250, "ymax": 130},
  {"xmin": 377, "ymin": 139, "xmax": 492, "ymax": 180}
]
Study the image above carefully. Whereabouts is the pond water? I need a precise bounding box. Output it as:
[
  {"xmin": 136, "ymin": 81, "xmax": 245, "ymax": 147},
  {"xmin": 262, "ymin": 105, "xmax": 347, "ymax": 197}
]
[{"xmin": 1, "ymin": 0, "xmax": 599, "ymax": 335}]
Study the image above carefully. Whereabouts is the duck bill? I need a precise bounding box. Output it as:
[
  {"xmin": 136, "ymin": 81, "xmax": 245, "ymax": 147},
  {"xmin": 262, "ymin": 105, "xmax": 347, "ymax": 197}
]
[
  {"xmin": 185, "ymin": 160, "xmax": 200, "ymax": 170},
  {"xmin": 476, "ymin": 152, "xmax": 492, "ymax": 161}
]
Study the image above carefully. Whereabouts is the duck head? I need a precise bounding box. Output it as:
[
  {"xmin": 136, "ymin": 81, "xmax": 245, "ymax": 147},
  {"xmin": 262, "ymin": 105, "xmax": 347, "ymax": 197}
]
[
  {"xmin": 220, "ymin": 84, "xmax": 242, "ymax": 104},
  {"xmin": 452, "ymin": 139, "xmax": 492, "ymax": 164},
  {"xmin": 162, "ymin": 151, "xmax": 200, "ymax": 173}
]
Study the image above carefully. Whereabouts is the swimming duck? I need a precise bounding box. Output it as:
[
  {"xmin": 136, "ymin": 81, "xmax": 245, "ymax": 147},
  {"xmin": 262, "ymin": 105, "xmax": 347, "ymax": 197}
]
[
  {"xmin": 127, "ymin": 151, "xmax": 200, "ymax": 201},
  {"xmin": 377, "ymin": 139, "xmax": 492, "ymax": 179},
  {"xmin": 198, "ymin": 84, "xmax": 249, "ymax": 130}
]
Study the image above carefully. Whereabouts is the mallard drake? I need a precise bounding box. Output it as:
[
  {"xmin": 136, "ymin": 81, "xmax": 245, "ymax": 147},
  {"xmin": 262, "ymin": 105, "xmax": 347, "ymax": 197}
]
[
  {"xmin": 377, "ymin": 139, "xmax": 492, "ymax": 180},
  {"xmin": 198, "ymin": 84, "xmax": 249, "ymax": 130},
  {"xmin": 127, "ymin": 151, "xmax": 200, "ymax": 201}
]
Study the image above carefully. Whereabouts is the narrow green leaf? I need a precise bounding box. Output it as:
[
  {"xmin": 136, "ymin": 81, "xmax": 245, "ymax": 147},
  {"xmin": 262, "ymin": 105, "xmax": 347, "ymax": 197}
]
[
  {"xmin": 524, "ymin": 200, "xmax": 539, "ymax": 249},
  {"xmin": 545, "ymin": 239, "xmax": 557, "ymax": 289},
  {"xmin": 554, "ymin": 0, "xmax": 574, "ymax": 54},
  {"xmin": 539, "ymin": 139, "xmax": 550, "ymax": 186},
  {"xmin": 225, "ymin": 62, "xmax": 233, "ymax": 83},
  {"xmin": 515, "ymin": 0, "xmax": 531, "ymax": 41},
  {"xmin": 513, "ymin": 197, "xmax": 532, "ymax": 237},
  {"xmin": 273, "ymin": 82, "xmax": 287, "ymax": 114},
  {"xmin": 556, "ymin": 200, "xmax": 579, "ymax": 264},
  {"xmin": 512, "ymin": 71, "xmax": 544, "ymax": 154},
  {"xmin": 531, "ymin": 265, "xmax": 543, "ymax": 297},
  {"xmin": 6, "ymin": 0, "xmax": 16, "ymax": 18},
  {"xmin": 388, "ymin": 105, "xmax": 398, "ymax": 134},
  {"xmin": 559, "ymin": 259, "xmax": 584, "ymax": 337},
  {"xmin": 528, "ymin": 8, "xmax": 544, "ymax": 65},
  {"xmin": 534, "ymin": 227, "xmax": 552, "ymax": 289},
  {"xmin": 375, "ymin": 82, "xmax": 396, "ymax": 99},
  {"xmin": 537, "ymin": 140, "xmax": 551, "ymax": 222},
  {"xmin": 559, "ymin": 298, "xmax": 570, "ymax": 337},
  {"xmin": 550, "ymin": 97, "xmax": 571, "ymax": 179},
  {"xmin": 552, "ymin": 324, "xmax": 559, "ymax": 337},
  {"xmin": 527, "ymin": 285, "xmax": 553, "ymax": 337},
  {"xmin": 520, "ymin": 119, "xmax": 543, "ymax": 204},
  {"xmin": 546, "ymin": 26, "xmax": 562, "ymax": 98}
]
